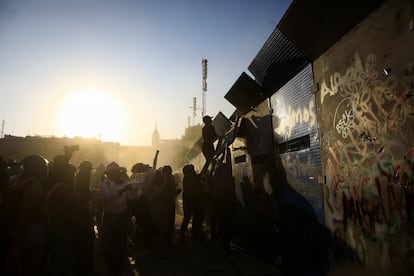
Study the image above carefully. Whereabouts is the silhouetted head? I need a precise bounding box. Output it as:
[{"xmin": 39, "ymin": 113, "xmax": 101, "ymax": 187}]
[
  {"xmin": 79, "ymin": 160, "xmax": 93, "ymax": 172},
  {"xmin": 131, "ymin": 162, "xmax": 150, "ymax": 173},
  {"xmin": 21, "ymin": 154, "xmax": 49, "ymax": 181},
  {"xmin": 162, "ymin": 165, "xmax": 172, "ymax": 176},
  {"xmin": 203, "ymin": 115, "xmax": 213, "ymax": 124},
  {"xmin": 182, "ymin": 164, "xmax": 195, "ymax": 176},
  {"xmin": 105, "ymin": 161, "xmax": 121, "ymax": 182},
  {"xmin": 79, "ymin": 160, "xmax": 92, "ymax": 178}
]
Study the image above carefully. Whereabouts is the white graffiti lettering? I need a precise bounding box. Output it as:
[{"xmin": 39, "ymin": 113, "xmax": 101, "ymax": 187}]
[
  {"xmin": 321, "ymin": 53, "xmax": 366, "ymax": 104},
  {"xmin": 286, "ymin": 100, "xmax": 316, "ymax": 137},
  {"xmin": 336, "ymin": 110, "xmax": 353, "ymax": 139}
]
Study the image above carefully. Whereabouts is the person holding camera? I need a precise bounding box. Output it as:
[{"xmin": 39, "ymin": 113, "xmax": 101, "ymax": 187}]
[{"xmin": 100, "ymin": 161, "xmax": 131, "ymax": 276}]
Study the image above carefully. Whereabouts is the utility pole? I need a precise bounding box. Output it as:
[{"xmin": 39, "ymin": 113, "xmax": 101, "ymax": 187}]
[
  {"xmin": 202, "ymin": 58, "xmax": 207, "ymax": 118},
  {"xmin": 1, "ymin": 119, "xmax": 4, "ymax": 139}
]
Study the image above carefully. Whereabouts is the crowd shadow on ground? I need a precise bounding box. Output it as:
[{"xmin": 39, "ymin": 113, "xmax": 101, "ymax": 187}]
[{"xmin": 126, "ymin": 214, "xmax": 281, "ymax": 276}]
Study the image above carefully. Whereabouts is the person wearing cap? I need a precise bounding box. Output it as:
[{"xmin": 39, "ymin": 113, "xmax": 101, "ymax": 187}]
[
  {"xmin": 100, "ymin": 161, "xmax": 131, "ymax": 276},
  {"xmin": 202, "ymin": 115, "xmax": 218, "ymax": 166}
]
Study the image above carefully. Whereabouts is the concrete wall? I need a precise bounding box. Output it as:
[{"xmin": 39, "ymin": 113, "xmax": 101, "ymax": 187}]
[{"xmin": 313, "ymin": 0, "xmax": 414, "ymax": 268}]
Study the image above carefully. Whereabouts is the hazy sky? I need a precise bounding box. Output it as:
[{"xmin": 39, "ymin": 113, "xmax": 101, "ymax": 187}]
[{"xmin": 0, "ymin": 0, "xmax": 292, "ymax": 146}]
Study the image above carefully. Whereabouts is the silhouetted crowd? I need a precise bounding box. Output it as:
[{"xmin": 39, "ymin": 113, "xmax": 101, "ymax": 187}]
[{"xmin": 0, "ymin": 145, "xmax": 238, "ymax": 276}]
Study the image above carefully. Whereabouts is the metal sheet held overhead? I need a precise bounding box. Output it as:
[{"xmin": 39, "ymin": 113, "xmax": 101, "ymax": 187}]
[
  {"xmin": 212, "ymin": 111, "xmax": 232, "ymax": 137},
  {"xmin": 224, "ymin": 72, "xmax": 266, "ymax": 116},
  {"xmin": 248, "ymin": 28, "xmax": 309, "ymax": 97},
  {"xmin": 277, "ymin": 0, "xmax": 384, "ymax": 61}
]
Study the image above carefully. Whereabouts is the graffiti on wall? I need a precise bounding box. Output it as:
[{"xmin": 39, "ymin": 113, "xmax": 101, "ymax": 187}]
[
  {"xmin": 287, "ymin": 100, "xmax": 317, "ymax": 137},
  {"xmin": 283, "ymin": 154, "xmax": 316, "ymax": 179},
  {"xmin": 281, "ymin": 153, "xmax": 323, "ymax": 209},
  {"xmin": 271, "ymin": 65, "xmax": 324, "ymax": 222},
  {"xmin": 320, "ymin": 53, "xmax": 414, "ymax": 265},
  {"xmin": 275, "ymin": 99, "xmax": 317, "ymax": 138}
]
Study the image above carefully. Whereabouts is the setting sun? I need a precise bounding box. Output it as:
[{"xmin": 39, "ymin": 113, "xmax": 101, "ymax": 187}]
[{"xmin": 58, "ymin": 88, "xmax": 126, "ymax": 142}]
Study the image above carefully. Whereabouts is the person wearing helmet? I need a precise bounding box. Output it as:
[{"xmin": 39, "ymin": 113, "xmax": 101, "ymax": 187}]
[{"xmin": 100, "ymin": 161, "xmax": 131, "ymax": 275}]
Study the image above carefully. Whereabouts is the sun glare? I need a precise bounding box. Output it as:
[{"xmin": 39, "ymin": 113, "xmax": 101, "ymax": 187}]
[{"xmin": 58, "ymin": 88, "xmax": 126, "ymax": 142}]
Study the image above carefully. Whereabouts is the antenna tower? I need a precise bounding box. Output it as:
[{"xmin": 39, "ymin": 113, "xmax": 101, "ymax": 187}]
[
  {"xmin": 202, "ymin": 59, "xmax": 208, "ymax": 117},
  {"xmin": 192, "ymin": 97, "xmax": 197, "ymax": 126}
]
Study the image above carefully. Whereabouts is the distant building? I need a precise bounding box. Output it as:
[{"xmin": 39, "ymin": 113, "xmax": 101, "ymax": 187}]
[
  {"xmin": 0, "ymin": 124, "xmax": 203, "ymax": 174},
  {"xmin": 152, "ymin": 123, "xmax": 160, "ymax": 147}
]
